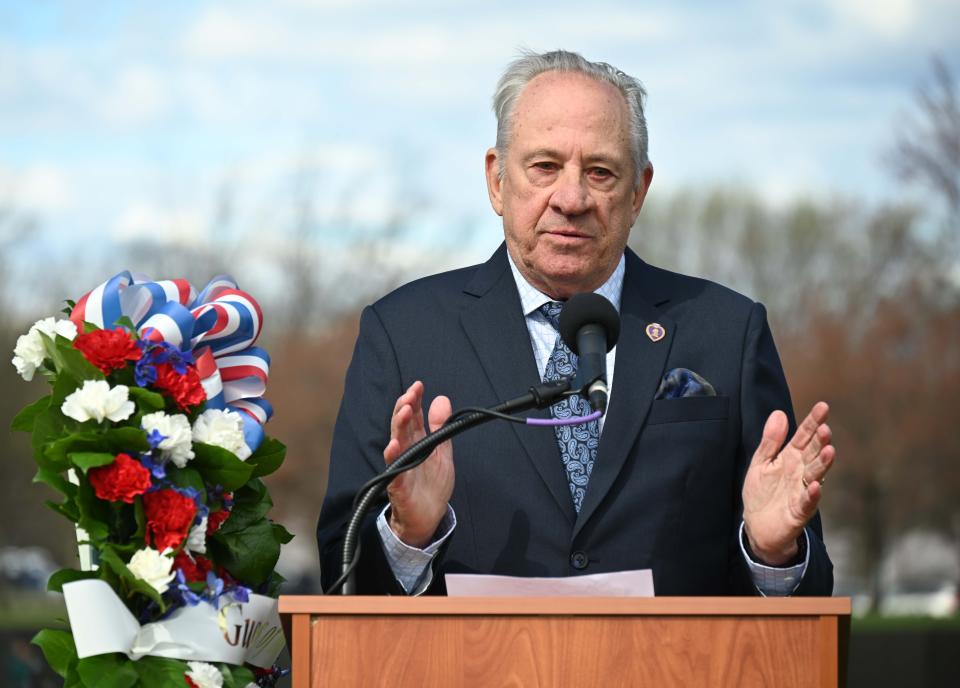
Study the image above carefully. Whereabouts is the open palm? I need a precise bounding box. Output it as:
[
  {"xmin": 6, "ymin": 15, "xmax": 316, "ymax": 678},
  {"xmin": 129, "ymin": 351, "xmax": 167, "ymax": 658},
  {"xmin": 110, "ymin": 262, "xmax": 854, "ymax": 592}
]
[{"xmin": 742, "ymin": 402, "xmax": 835, "ymax": 565}]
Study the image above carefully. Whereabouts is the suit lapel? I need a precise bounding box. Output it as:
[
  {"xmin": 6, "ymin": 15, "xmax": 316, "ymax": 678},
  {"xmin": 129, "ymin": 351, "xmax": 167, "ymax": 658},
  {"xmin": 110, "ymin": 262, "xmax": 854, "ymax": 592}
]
[
  {"xmin": 573, "ymin": 251, "xmax": 676, "ymax": 539},
  {"xmin": 460, "ymin": 245, "xmax": 577, "ymax": 525}
]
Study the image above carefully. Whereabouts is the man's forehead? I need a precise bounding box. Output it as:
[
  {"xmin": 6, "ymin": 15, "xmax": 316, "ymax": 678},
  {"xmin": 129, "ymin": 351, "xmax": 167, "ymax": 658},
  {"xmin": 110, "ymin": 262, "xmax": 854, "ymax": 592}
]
[
  {"xmin": 514, "ymin": 70, "xmax": 628, "ymax": 115},
  {"xmin": 509, "ymin": 71, "xmax": 632, "ymax": 160}
]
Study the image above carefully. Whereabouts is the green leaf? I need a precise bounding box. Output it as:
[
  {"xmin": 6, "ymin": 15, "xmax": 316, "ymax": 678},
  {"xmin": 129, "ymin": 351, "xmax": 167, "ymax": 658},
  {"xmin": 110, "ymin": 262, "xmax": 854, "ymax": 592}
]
[
  {"xmin": 134, "ymin": 656, "xmax": 191, "ymax": 688},
  {"xmin": 34, "ymin": 467, "xmax": 76, "ymax": 497},
  {"xmin": 127, "ymin": 386, "xmax": 165, "ymax": 412},
  {"xmin": 42, "ymin": 427, "xmax": 146, "ymax": 468},
  {"xmin": 32, "ymin": 405, "xmax": 67, "ymax": 463},
  {"xmin": 47, "ymin": 567, "xmax": 100, "ymax": 593},
  {"xmin": 192, "ymin": 442, "xmax": 254, "ymax": 491},
  {"xmin": 266, "ymin": 569, "xmax": 287, "ymax": 597},
  {"xmin": 272, "ymin": 522, "xmax": 294, "ymax": 544},
  {"xmin": 43, "ymin": 430, "xmax": 101, "ymax": 471},
  {"xmin": 101, "ymin": 427, "xmax": 150, "ymax": 453},
  {"xmin": 46, "ymin": 499, "xmax": 80, "ymax": 522},
  {"xmin": 219, "ymin": 663, "xmax": 256, "ymax": 688},
  {"xmin": 70, "ymin": 452, "xmax": 116, "ymax": 472},
  {"xmin": 31, "ymin": 628, "xmax": 78, "ymax": 678},
  {"xmin": 42, "ymin": 331, "xmax": 103, "ymax": 382},
  {"xmin": 50, "ymin": 368, "xmax": 83, "ymax": 407},
  {"xmin": 75, "ymin": 478, "xmax": 111, "ymax": 542},
  {"xmin": 166, "ymin": 465, "xmax": 206, "ymax": 495},
  {"xmin": 208, "ymin": 518, "xmax": 280, "ymax": 586},
  {"xmin": 11, "ymin": 395, "xmax": 51, "ymax": 432},
  {"xmin": 217, "ymin": 479, "xmax": 271, "ymax": 534},
  {"xmin": 76, "ymin": 653, "xmax": 139, "ymax": 688},
  {"xmin": 247, "ymin": 437, "xmax": 286, "ymax": 478},
  {"xmin": 64, "ymin": 667, "xmax": 85, "ymax": 688},
  {"xmin": 112, "ymin": 315, "xmax": 136, "ymax": 331}
]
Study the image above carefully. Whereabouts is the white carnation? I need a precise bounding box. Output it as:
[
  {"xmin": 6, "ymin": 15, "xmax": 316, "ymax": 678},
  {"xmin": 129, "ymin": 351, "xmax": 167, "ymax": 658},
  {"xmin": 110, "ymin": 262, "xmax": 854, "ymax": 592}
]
[
  {"xmin": 11, "ymin": 317, "xmax": 78, "ymax": 381},
  {"xmin": 185, "ymin": 661, "xmax": 223, "ymax": 688},
  {"xmin": 192, "ymin": 408, "xmax": 251, "ymax": 461},
  {"xmin": 61, "ymin": 380, "xmax": 135, "ymax": 423},
  {"xmin": 142, "ymin": 411, "xmax": 195, "ymax": 468},
  {"xmin": 127, "ymin": 547, "xmax": 175, "ymax": 595},
  {"xmin": 186, "ymin": 516, "xmax": 207, "ymax": 554}
]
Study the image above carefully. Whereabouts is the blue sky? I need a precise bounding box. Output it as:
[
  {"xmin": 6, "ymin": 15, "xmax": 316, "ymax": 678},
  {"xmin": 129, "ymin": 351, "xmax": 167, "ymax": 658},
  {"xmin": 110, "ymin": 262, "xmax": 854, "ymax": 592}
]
[{"xmin": 1, "ymin": 0, "xmax": 958, "ymax": 291}]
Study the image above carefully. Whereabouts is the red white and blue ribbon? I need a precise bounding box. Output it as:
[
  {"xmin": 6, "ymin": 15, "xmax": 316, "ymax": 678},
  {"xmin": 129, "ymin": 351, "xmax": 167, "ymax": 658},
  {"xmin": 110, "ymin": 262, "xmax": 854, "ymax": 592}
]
[{"xmin": 70, "ymin": 272, "xmax": 273, "ymax": 453}]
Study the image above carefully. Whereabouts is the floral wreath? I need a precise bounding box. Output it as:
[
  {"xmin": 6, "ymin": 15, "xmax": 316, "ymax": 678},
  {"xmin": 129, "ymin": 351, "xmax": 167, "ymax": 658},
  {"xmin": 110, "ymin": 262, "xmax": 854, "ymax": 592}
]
[{"xmin": 11, "ymin": 272, "xmax": 290, "ymax": 688}]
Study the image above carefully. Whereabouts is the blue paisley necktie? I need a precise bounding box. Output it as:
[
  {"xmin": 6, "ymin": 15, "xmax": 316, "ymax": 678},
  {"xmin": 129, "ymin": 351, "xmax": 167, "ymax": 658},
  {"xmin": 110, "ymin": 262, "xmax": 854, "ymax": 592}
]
[{"xmin": 539, "ymin": 301, "xmax": 600, "ymax": 513}]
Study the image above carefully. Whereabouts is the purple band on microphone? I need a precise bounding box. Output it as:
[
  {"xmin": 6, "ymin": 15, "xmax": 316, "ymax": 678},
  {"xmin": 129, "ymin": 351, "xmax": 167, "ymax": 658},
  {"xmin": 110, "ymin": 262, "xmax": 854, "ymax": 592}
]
[{"xmin": 526, "ymin": 410, "xmax": 603, "ymax": 427}]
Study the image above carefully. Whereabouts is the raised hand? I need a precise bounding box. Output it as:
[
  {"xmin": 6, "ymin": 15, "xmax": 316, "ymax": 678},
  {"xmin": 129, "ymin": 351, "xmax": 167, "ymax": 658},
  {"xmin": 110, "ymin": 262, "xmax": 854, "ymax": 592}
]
[
  {"xmin": 742, "ymin": 402, "xmax": 835, "ymax": 565},
  {"xmin": 383, "ymin": 381, "xmax": 454, "ymax": 548}
]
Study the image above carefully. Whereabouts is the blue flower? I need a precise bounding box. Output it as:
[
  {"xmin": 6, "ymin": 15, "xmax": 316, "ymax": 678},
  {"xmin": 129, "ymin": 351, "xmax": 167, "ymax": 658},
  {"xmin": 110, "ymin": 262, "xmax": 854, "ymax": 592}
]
[
  {"xmin": 138, "ymin": 454, "xmax": 166, "ymax": 480},
  {"xmin": 145, "ymin": 428, "xmax": 166, "ymax": 450},
  {"xmin": 174, "ymin": 570, "xmax": 202, "ymax": 607},
  {"xmin": 201, "ymin": 571, "xmax": 225, "ymax": 608}
]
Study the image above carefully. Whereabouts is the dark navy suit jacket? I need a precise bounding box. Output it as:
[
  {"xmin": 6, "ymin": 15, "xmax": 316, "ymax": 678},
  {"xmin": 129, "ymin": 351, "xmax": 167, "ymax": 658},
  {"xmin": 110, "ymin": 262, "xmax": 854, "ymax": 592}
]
[{"xmin": 317, "ymin": 244, "xmax": 833, "ymax": 595}]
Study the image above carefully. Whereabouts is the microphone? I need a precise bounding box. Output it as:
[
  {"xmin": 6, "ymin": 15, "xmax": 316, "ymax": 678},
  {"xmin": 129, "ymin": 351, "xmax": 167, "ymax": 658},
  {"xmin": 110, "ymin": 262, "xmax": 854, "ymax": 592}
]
[{"xmin": 559, "ymin": 293, "xmax": 620, "ymax": 413}]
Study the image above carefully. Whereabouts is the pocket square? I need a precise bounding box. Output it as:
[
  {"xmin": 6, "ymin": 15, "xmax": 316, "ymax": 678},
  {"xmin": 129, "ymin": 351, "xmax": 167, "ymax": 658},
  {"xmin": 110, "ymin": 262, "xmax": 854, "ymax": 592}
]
[{"xmin": 655, "ymin": 368, "xmax": 717, "ymax": 400}]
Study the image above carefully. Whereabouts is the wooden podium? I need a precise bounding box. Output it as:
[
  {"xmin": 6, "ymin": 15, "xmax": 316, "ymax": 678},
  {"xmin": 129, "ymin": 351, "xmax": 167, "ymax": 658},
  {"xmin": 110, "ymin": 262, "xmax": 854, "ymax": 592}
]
[{"xmin": 279, "ymin": 596, "xmax": 850, "ymax": 687}]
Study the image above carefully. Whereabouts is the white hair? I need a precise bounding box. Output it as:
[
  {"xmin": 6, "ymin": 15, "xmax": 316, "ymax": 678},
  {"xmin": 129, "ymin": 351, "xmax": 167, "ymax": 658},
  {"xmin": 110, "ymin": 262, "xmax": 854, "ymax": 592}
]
[{"xmin": 492, "ymin": 49, "xmax": 651, "ymax": 183}]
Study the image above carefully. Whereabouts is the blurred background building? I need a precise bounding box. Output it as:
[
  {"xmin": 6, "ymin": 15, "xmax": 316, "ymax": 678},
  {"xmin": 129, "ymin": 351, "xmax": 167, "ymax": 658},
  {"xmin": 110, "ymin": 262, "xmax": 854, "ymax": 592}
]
[{"xmin": 1, "ymin": 1, "xmax": 958, "ymax": 684}]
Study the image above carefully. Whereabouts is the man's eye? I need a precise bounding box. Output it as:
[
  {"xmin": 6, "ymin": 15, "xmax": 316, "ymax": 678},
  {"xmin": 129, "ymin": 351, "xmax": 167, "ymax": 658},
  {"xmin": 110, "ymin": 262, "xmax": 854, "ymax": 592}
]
[
  {"xmin": 533, "ymin": 162, "xmax": 558, "ymax": 171},
  {"xmin": 589, "ymin": 167, "xmax": 613, "ymax": 179}
]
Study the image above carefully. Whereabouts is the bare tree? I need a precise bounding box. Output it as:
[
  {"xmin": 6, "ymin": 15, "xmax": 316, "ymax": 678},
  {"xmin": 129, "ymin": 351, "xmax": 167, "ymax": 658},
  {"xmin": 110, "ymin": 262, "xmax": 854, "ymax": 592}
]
[{"xmin": 889, "ymin": 55, "xmax": 960, "ymax": 261}]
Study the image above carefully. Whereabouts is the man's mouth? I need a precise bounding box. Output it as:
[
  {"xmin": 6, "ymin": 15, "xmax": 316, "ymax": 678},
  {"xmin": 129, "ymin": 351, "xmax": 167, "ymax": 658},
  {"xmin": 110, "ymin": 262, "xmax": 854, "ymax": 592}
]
[{"xmin": 542, "ymin": 228, "xmax": 591, "ymax": 239}]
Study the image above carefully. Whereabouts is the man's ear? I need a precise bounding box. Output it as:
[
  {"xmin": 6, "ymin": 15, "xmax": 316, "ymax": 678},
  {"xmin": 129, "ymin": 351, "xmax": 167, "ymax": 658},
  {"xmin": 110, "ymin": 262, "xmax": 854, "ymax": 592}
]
[
  {"xmin": 631, "ymin": 164, "xmax": 654, "ymax": 222},
  {"xmin": 485, "ymin": 148, "xmax": 504, "ymax": 216}
]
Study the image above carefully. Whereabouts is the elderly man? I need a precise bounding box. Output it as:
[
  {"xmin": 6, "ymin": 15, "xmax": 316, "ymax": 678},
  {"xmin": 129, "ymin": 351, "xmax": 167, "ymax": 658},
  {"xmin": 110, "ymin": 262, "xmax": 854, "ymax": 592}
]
[{"xmin": 317, "ymin": 50, "xmax": 835, "ymax": 596}]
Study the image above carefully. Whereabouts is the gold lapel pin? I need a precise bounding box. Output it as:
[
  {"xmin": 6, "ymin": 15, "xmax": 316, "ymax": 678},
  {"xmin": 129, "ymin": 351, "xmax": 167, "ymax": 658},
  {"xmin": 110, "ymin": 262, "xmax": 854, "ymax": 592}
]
[{"xmin": 646, "ymin": 322, "xmax": 666, "ymax": 342}]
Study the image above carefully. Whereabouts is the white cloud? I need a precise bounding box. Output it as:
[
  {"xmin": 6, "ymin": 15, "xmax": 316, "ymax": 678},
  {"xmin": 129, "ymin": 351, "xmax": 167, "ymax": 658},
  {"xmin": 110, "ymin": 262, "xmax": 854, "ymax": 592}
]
[
  {"xmin": 113, "ymin": 201, "xmax": 209, "ymax": 246},
  {"xmin": 98, "ymin": 65, "xmax": 170, "ymax": 127},
  {"xmin": 179, "ymin": 5, "xmax": 674, "ymax": 66},
  {"xmin": 829, "ymin": 0, "xmax": 915, "ymax": 39},
  {"xmin": 0, "ymin": 164, "xmax": 76, "ymax": 213}
]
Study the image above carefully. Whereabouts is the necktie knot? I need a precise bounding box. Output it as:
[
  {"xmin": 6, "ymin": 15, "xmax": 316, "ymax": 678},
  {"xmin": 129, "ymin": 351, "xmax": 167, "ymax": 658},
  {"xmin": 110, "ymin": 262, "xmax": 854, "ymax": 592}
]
[{"xmin": 539, "ymin": 301, "xmax": 563, "ymax": 331}]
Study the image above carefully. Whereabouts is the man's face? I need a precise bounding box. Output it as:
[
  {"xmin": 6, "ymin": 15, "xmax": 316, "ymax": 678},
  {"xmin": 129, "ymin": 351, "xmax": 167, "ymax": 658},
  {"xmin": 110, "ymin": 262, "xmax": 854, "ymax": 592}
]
[{"xmin": 486, "ymin": 71, "xmax": 653, "ymax": 300}]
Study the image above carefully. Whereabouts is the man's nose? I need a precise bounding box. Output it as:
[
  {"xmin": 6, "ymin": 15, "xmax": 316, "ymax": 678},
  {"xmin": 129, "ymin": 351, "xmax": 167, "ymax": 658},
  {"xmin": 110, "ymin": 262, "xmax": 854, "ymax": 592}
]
[{"xmin": 549, "ymin": 170, "xmax": 595, "ymax": 216}]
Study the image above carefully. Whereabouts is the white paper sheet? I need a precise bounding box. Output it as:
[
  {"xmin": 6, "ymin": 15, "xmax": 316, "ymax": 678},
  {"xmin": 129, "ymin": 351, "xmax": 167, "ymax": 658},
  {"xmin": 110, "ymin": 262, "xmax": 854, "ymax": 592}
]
[{"xmin": 445, "ymin": 569, "xmax": 654, "ymax": 597}]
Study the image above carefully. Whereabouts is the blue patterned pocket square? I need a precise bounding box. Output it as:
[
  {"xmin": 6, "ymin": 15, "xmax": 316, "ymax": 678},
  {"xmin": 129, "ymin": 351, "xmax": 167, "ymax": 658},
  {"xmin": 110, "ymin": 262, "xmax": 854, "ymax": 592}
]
[{"xmin": 655, "ymin": 368, "xmax": 717, "ymax": 400}]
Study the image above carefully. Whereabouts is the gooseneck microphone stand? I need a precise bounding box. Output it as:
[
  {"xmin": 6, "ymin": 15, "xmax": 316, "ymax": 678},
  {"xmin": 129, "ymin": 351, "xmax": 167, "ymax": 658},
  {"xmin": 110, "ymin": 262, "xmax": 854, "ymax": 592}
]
[{"xmin": 327, "ymin": 378, "xmax": 598, "ymax": 595}]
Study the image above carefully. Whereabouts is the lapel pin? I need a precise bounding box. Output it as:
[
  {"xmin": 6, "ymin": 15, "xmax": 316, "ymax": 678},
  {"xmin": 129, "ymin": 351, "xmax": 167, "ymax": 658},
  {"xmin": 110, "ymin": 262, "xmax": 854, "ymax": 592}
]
[{"xmin": 646, "ymin": 322, "xmax": 666, "ymax": 342}]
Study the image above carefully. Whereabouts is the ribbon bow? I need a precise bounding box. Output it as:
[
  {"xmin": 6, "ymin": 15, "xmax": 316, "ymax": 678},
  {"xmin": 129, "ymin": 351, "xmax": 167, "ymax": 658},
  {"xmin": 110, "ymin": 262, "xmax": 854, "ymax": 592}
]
[{"xmin": 70, "ymin": 272, "xmax": 272, "ymax": 453}]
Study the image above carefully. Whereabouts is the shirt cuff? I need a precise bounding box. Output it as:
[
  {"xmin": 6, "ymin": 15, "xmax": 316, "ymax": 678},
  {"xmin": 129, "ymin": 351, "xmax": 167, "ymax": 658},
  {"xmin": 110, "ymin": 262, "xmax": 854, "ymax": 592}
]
[
  {"xmin": 739, "ymin": 522, "xmax": 809, "ymax": 596},
  {"xmin": 376, "ymin": 504, "xmax": 456, "ymax": 595}
]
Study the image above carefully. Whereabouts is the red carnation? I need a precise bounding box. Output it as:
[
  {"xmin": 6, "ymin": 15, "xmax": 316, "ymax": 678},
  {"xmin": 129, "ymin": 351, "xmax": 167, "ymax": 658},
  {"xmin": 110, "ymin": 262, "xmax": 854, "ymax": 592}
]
[
  {"xmin": 174, "ymin": 551, "xmax": 213, "ymax": 583},
  {"xmin": 185, "ymin": 678, "xmax": 198, "ymax": 688},
  {"xmin": 206, "ymin": 508, "xmax": 231, "ymax": 536},
  {"xmin": 88, "ymin": 453, "xmax": 152, "ymax": 504},
  {"xmin": 73, "ymin": 328, "xmax": 141, "ymax": 374},
  {"xmin": 153, "ymin": 362, "xmax": 206, "ymax": 411},
  {"xmin": 143, "ymin": 488, "xmax": 197, "ymax": 552}
]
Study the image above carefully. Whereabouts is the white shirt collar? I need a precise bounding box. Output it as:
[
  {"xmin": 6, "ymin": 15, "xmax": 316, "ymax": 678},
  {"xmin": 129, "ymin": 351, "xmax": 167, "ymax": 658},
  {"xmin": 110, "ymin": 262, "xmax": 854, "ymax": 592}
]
[{"xmin": 506, "ymin": 250, "xmax": 625, "ymax": 317}]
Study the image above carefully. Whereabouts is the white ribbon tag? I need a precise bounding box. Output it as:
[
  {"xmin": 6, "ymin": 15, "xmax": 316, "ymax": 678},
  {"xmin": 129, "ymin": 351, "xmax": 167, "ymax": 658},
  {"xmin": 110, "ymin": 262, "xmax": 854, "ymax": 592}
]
[{"xmin": 62, "ymin": 579, "xmax": 284, "ymax": 668}]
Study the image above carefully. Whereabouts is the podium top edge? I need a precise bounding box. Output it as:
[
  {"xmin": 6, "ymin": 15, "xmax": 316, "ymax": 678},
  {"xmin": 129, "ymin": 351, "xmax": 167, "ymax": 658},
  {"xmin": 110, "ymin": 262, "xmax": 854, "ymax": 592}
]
[{"xmin": 278, "ymin": 595, "xmax": 852, "ymax": 616}]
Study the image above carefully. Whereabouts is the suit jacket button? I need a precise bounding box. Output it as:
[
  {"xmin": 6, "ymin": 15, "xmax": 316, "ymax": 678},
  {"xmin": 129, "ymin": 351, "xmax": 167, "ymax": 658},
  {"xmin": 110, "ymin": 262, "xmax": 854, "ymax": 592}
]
[{"xmin": 570, "ymin": 551, "xmax": 588, "ymax": 570}]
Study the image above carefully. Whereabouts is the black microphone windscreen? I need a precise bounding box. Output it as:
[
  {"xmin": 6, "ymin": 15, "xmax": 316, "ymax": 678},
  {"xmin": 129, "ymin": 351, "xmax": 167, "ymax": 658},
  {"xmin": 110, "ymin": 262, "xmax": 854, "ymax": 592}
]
[{"xmin": 559, "ymin": 293, "xmax": 620, "ymax": 354}]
